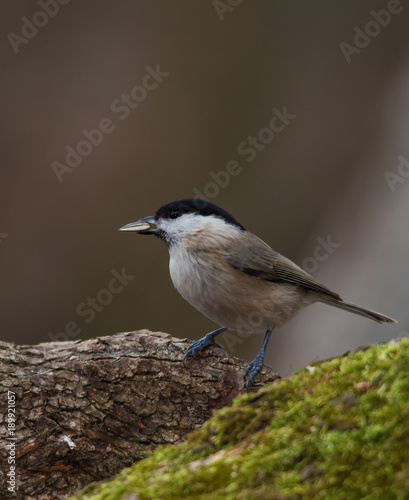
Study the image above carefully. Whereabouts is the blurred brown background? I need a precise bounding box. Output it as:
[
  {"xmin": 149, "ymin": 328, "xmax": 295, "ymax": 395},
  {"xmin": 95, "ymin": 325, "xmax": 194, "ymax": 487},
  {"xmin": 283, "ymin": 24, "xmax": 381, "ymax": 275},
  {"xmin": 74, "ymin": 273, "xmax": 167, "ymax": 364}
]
[{"xmin": 1, "ymin": 0, "xmax": 408, "ymax": 376}]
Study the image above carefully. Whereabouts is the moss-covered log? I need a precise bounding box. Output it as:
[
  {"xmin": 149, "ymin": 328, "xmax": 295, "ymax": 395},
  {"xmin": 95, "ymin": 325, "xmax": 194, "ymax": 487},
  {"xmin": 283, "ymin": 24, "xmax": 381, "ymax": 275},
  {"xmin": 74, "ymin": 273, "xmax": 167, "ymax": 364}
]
[
  {"xmin": 0, "ymin": 330, "xmax": 279, "ymax": 500},
  {"xmin": 69, "ymin": 337, "xmax": 409, "ymax": 500}
]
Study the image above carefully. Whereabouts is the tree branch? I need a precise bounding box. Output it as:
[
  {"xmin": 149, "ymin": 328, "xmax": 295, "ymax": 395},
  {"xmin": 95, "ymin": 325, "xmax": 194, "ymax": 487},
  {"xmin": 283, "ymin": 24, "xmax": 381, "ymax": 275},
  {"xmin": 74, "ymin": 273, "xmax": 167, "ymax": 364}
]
[
  {"xmin": 0, "ymin": 330, "xmax": 279, "ymax": 499},
  {"xmin": 69, "ymin": 337, "xmax": 409, "ymax": 500}
]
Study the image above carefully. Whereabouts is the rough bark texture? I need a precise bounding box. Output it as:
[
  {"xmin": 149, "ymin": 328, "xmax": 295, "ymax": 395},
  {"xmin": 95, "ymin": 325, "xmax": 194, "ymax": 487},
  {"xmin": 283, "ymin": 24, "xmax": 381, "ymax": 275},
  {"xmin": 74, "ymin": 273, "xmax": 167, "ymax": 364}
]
[
  {"xmin": 69, "ymin": 337, "xmax": 409, "ymax": 500},
  {"xmin": 0, "ymin": 330, "xmax": 279, "ymax": 499}
]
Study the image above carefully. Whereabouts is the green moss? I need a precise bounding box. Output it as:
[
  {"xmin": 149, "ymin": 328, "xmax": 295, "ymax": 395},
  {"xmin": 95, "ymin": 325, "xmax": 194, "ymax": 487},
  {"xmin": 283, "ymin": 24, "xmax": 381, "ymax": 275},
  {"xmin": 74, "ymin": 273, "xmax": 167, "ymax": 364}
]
[{"xmin": 70, "ymin": 338, "xmax": 409, "ymax": 500}]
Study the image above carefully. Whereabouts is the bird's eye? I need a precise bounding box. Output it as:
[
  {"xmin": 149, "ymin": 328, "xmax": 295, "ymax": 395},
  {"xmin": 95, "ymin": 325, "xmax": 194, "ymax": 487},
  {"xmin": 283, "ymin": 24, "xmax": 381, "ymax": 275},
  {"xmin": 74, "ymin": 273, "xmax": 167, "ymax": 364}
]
[{"xmin": 169, "ymin": 210, "xmax": 181, "ymax": 219}]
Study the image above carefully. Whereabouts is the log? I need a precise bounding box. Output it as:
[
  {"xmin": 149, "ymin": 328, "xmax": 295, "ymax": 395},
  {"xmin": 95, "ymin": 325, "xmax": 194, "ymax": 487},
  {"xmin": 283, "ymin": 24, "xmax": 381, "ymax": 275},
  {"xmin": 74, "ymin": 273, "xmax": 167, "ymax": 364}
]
[
  {"xmin": 0, "ymin": 330, "xmax": 279, "ymax": 499},
  {"xmin": 70, "ymin": 337, "xmax": 409, "ymax": 500}
]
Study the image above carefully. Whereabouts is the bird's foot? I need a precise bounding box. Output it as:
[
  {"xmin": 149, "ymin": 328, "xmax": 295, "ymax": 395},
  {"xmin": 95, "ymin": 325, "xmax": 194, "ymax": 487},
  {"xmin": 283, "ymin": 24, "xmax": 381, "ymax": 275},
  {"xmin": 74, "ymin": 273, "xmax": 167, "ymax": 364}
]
[
  {"xmin": 183, "ymin": 332, "xmax": 224, "ymax": 367},
  {"xmin": 244, "ymin": 354, "xmax": 269, "ymax": 388}
]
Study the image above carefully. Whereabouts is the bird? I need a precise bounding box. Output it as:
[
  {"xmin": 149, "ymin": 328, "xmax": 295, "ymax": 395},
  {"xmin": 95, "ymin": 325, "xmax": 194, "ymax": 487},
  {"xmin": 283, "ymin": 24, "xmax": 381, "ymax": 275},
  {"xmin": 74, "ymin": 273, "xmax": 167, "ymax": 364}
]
[{"xmin": 119, "ymin": 198, "xmax": 397, "ymax": 387}]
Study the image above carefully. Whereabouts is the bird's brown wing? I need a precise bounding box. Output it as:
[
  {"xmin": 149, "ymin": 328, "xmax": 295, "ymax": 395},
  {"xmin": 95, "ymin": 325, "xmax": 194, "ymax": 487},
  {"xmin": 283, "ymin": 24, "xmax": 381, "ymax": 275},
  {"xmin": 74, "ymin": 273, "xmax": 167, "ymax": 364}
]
[{"xmin": 224, "ymin": 233, "xmax": 340, "ymax": 300}]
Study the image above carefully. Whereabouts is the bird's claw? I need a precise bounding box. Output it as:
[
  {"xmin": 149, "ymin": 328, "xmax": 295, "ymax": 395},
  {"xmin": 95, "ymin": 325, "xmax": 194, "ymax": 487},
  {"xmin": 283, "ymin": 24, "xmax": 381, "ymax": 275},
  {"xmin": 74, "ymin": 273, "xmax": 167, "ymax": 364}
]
[
  {"xmin": 244, "ymin": 355, "xmax": 268, "ymax": 388},
  {"xmin": 183, "ymin": 335, "xmax": 224, "ymax": 367}
]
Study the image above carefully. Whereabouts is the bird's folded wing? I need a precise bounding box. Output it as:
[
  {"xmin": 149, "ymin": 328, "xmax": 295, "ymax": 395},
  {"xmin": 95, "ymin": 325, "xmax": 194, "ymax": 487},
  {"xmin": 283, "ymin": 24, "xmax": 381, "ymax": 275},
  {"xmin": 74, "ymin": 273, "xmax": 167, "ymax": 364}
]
[{"xmin": 224, "ymin": 233, "xmax": 340, "ymax": 300}]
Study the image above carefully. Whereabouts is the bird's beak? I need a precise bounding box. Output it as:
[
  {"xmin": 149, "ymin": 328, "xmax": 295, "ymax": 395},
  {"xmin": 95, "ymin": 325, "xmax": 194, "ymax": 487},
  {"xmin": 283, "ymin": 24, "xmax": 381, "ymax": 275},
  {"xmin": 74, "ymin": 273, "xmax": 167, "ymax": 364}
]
[{"xmin": 118, "ymin": 216, "xmax": 157, "ymax": 235}]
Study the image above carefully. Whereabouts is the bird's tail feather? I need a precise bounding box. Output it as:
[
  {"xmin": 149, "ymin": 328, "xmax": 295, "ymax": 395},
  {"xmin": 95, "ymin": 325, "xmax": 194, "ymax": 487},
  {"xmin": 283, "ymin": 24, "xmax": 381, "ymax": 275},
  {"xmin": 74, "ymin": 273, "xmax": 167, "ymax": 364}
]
[{"xmin": 318, "ymin": 297, "xmax": 397, "ymax": 324}]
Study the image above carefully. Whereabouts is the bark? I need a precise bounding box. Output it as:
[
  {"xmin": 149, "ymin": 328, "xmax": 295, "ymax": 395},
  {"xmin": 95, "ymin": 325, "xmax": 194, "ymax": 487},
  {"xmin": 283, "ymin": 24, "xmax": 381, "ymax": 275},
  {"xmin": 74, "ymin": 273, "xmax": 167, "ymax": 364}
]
[
  {"xmin": 69, "ymin": 337, "xmax": 409, "ymax": 500},
  {"xmin": 0, "ymin": 330, "xmax": 279, "ymax": 499}
]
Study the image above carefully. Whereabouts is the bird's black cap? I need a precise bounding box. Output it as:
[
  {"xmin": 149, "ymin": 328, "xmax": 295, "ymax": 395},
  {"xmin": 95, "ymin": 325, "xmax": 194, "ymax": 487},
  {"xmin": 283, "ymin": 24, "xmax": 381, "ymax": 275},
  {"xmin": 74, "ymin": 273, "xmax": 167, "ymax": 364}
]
[{"xmin": 155, "ymin": 199, "xmax": 245, "ymax": 230}]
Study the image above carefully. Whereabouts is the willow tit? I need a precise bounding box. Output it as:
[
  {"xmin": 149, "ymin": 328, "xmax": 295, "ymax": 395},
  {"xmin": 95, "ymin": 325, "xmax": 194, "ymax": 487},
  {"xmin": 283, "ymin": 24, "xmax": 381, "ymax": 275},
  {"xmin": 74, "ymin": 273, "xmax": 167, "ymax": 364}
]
[{"xmin": 119, "ymin": 198, "xmax": 396, "ymax": 387}]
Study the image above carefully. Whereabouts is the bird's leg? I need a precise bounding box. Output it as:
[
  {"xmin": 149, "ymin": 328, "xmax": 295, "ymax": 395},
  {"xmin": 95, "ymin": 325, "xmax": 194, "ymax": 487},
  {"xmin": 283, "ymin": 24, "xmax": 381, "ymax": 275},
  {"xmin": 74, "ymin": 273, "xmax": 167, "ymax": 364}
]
[
  {"xmin": 244, "ymin": 329, "xmax": 273, "ymax": 388},
  {"xmin": 183, "ymin": 327, "xmax": 227, "ymax": 367}
]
